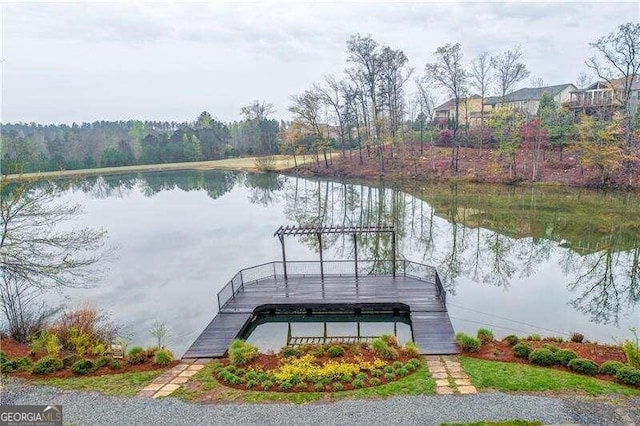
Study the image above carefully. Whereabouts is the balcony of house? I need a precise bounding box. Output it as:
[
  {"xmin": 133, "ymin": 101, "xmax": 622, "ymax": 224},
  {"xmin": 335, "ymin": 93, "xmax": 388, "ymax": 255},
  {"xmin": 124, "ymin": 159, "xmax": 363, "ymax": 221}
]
[{"xmin": 568, "ymin": 89, "xmax": 619, "ymax": 109}]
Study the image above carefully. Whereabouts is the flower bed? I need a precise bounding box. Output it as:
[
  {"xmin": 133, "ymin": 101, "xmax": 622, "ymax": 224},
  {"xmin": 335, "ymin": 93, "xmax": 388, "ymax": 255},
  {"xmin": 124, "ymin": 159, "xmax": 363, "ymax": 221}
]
[{"xmin": 214, "ymin": 337, "xmax": 423, "ymax": 392}]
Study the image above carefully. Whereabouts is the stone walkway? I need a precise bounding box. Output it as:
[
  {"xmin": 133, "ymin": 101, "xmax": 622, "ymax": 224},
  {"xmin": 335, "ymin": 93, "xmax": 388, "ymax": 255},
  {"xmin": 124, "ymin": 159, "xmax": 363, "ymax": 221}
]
[
  {"xmin": 136, "ymin": 359, "xmax": 207, "ymax": 399},
  {"xmin": 424, "ymin": 355, "xmax": 477, "ymax": 395}
]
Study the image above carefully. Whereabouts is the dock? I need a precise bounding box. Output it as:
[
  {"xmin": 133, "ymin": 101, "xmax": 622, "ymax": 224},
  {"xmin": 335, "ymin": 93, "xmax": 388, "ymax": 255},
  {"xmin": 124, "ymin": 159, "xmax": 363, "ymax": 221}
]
[{"xmin": 183, "ymin": 259, "xmax": 457, "ymax": 358}]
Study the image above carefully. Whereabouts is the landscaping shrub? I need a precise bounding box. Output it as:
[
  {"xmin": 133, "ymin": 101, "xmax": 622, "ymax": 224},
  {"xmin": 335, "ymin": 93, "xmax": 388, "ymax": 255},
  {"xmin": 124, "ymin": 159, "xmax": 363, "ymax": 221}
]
[
  {"xmin": 570, "ymin": 332, "xmax": 585, "ymax": 343},
  {"xmin": 543, "ymin": 336, "xmax": 564, "ymax": 343},
  {"xmin": 555, "ymin": 349, "xmax": 578, "ymax": 366},
  {"xmin": 282, "ymin": 346, "xmax": 301, "ymax": 358},
  {"xmin": 384, "ymin": 372, "xmax": 396, "ymax": 381},
  {"xmin": 32, "ymin": 356, "xmax": 63, "ymax": 375},
  {"xmin": 0, "ymin": 351, "xmax": 8, "ymax": 364},
  {"xmin": 261, "ymin": 380, "xmax": 274, "ymax": 390},
  {"xmin": 1, "ymin": 360, "xmax": 17, "ymax": 374},
  {"xmin": 622, "ymin": 328, "xmax": 640, "ymax": 368},
  {"xmin": 477, "ymin": 328, "xmax": 494, "ymax": 344},
  {"xmin": 144, "ymin": 347, "xmax": 159, "ymax": 359},
  {"xmin": 13, "ymin": 357, "xmax": 33, "ymax": 372},
  {"xmin": 528, "ymin": 348, "xmax": 557, "ymax": 366},
  {"xmin": 512, "ymin": 343, "xmax": 532, "ymax": 359},
  {"xmin": 406, "ymin": 359, "xmax": 420, "ymax": 370},
  {"xmin": 396, "ymin": 367, "xmax": 409, "ymax": 377},
  {"xmin": 110, "ymin": 360, "xmax": 121, "ymax": 370},
  {"xmin": 228, "ymin": 339, "xmax": 259, "ymax": 366},
  {"xmin": 527, "ymin": 334, "xmax": 542, "ymax": 341},
  {"xmin": 392, "ymin": 361, "xmax": 403, "ymax": 370},
  {"xmin": 371, "ymin": 338, "xmax": 398, "ymax": 360},
  {"xmin": 62, "ymin": 354, "xmax": 80, "ymax": 368},
  {"xmin": 311, "ymin": 346, "xmax": 325, "ymax": 358},
  {"xmin": 456, "ymin": 333, "xmax": 481, "ymax": 353},
  {"xmin": 340, "ymin": 374, "xmax": 351, "ymax": 383},
  {"xmin": 567, "ymin": 358, "xmax": 598, "ymax": 375},
  {"xmin": 71, "ymin": 359, "xmax": 96, "ymax": 375},
  {"xmin": 314, "ymin": 382, "xmax": 324, "ymax": 391},
  {"xmin": 599, "ymin": 360, "xmax": 627, "ymax": 376},
  {"xmin": 68, "ymin": 327, "xmax": 91, "ymax": 356},
  {"xmin": 333, "ymin": 382, "xmax": 344, "ymax": 391},
  {"xmin": 369, "ymin": 377, "xmax": 381, "ymax": 386},
  {"xmin": 50, "ymin": 306, "xmax": 117, "ymax": 352},
  {"xmin": 28, "ymin": 331, "xmax": 60, "ymax": 356},
  {"xmin": 541, "ymin": 344, "xmax": 559, "ymax": 353},
  {"xmin": 402, "ymin": 341, "xmax": 420, "ymax": 356},
  {"xmin": 91, "ymin": 343, "xmax": 107, "ymax": 357},
  {"xmin": 246, "ymin": 380, "xmax": 258, "ymax": 389},
  {"xmin": 278, "ymin": 380, "xmax": 293, "ymax": 390},
  {"xmin": 327, "ymin": 346, "xmax": 345, "ymax": 358},
  {"xmin": 503, "ymin": 335, "xmax": 519, "ymax": 346},
  {"xmin": 381, "ymin": 334, "xmax": 398, "ymax": 346},
  {"xmin": 95, "ymin": 356, "xmax": 112, "ymax": 368},
  {"xmin": 371, "ymin": 369, "xmax": 383, "ymax": 377},
  {"xmin": 153, "ymin": 349, "xmax": 173, "ymax": 366},
  {"xmin": 616, "ymin": 367, "xmax": 640, "ymax": 387},
  {"xmin": 126, "ymin": 346, "xmax": 146, "ymax": 365},
  {"xmin": 351, "ymin": 378, "xmax": 364, "ymax": 388}
]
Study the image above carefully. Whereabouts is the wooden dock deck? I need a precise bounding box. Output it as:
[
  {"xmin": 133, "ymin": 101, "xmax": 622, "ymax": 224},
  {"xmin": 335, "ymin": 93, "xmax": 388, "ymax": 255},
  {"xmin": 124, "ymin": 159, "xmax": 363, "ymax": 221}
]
[{"xmin": 183, "ymin": 261, "xmax": 457, "ymax": 359}]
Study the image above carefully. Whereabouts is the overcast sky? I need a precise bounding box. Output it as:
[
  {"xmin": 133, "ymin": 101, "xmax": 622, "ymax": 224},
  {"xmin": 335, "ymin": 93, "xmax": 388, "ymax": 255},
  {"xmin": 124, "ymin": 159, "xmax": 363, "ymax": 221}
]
[{"xmin": 1, "ymin": 1, "xmax": 638, "ymax": 124}]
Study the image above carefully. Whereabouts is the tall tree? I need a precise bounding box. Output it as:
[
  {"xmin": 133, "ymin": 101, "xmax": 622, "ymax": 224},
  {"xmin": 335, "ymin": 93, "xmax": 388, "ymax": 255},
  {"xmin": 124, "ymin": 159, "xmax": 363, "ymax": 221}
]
[
  {"xmin": 414, "ymin": 77, "xmax": 435, "ymax": 155},
  {"xmin": 347, "ymin": 34, "xmax": 384, "ymax": 172},
  {"xmin": 470, "ymin": 52, "xmax": 492, "ymax": 149},
  {"xmin": 315, "ymin": 75, "xmax": 348, "ymax": 157},
  {"xmin": 586, "ymin": 21, "xmax": 640, "ymax": 178},
  {"xmin": 289, "ymin": 89, "xmax": 327, "ymax": 166},
  {"xmin": 491, "ymin": 46, "xmax": 530, "ymax": 100},
  {"xmin": 379, "ymin": 46, "xmax": 413, "ymax": 140},
  {"xmin": 425, "ymin": 42, "xmax": 467, "ymax": 169}
]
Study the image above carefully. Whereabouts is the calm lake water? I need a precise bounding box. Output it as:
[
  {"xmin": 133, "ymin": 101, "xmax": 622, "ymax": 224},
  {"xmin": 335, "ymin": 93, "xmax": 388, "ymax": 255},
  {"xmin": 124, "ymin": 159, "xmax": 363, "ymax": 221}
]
[{"xmin": 43, "ymin": 170, "xmax": 639, "ymax": 355}]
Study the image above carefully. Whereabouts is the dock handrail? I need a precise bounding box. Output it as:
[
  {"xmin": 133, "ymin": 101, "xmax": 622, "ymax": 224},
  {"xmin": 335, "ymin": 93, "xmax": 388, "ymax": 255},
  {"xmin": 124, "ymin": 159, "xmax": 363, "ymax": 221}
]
[{"xmin": 216, "ymin": 260, "xmax": 445, "ymax": 311}]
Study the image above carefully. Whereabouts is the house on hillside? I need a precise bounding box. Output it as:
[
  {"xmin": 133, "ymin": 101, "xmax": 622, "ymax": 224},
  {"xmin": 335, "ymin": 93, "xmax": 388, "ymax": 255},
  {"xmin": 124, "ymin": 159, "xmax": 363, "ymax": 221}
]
[
  {"xmin": 483, "ymin": 84, "xmax": 576, "ymax": 118},
  {"xmin": 434, "ymin": 95, "xmax": 487, "ymax": 129},
  {"xmin": 568, "ymin": 75, "xmax": 640, "ymax": 119}
]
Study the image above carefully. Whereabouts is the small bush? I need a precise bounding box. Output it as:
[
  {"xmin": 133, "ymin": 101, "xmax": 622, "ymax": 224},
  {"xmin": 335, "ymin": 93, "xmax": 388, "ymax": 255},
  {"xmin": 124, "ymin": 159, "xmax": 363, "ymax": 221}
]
[
  {"xmin": 351, "ymin": 378, "xmax": 364, "ymax": 388},
  {"xmin": 600, "ymin": 360, "xmax": 627, "ymax": 376},
  {"xmin": 127, "ymin": 346, "xmax": 146, "ymax": 365},
  {"xmin": 314, "ymin": 382, "xmax": 324, "ymax": 391},
  {"xmin": 32, "ymin": 356, "xmax": 64, "ymax": 375},
  {"xmin": 541, "ymin": 344, "xmax": 559, "ymax": 353},
  {"xmin": 311, "ymin": 347, "xmax": 325, "ymax": 357},
  {"xmin": 392, "ymin": 361, "xmax": 403, "ymax": 370},
  {"xmin": 228, "ymin": 339, "xmax": 259, "ymax": 366},
  {"xmin": 513, "ymin": 343, "xmax": 532, "ymax": 359},
  {"xmin": 477, "ymin": 328, "xmax": 494, "ymax": 344},
  {"xmin": 381, "ymin": 334, "xmax": 398, "ymax": 346},
  {"xmin": 383, "ymin": 365, "xmax": 394, "ymax": 374},
  {"xmin": 370, "ymin": 338, "xmax": 398, "ymax": 360},
  {"xmin": 570, "ymin": 332, "xmax": 585, "ymax": 343},
  {"xmin": 71, "ymin": 359, "xmax": 96, "ymax": 375},
  {"xmin": 261, "ymin": 380, "xmax": 274, "ymax": 390},
  {"xmin": 503, "ymin": 335, "xmax": 519, "ymax": 346},
  {"xmin": 622, "ymin": 328, "xmax": 640, "ymax": 368},
  {"xmin": 340, "ymin": 374, "xmax": 351, "ymax": 383},
  {"xmin": 369, "ymin": 377, "xmax": 381, "ymax": 386},
  {"xmin": 402, "ymin": 341, "xmax": 420, "ymax": 356},
  {"xmin": 110, "ymin": 359, "xmax": 122, "ymax": 370},
  {"xmin": 13, "ymin": 357, "xmax": 33, "ymax": 372},
  {"xmin": 95, "ymin": 356, "xmax": 112, "ymax": 368},
  {"xmin": 543, "ymin": 336, "xmax": 564, "ymax": 343},
  {"xmin": 616, "ymin": 367, "xmax": 640, "ymax": 387},
  {"xmin": 456, "ymin": 333, "xmax": 481, "ymax": 353},
  {"xmin": 396, "ymin": 367, "xmax": 409, "ymax": 377},
  {"xmin": 246, "ymin": 379, "xmax": 258, "ymax": 389},
  {"xmin": 528, "ymin": 348, "xmax": 557, "ymax": 366},
  {"xmin": 0, "ymin": 351, "xmax": 8, "ymax": 364},
  {"xmin": 68, "ymin": 327, "xmax": 91, "ymax": 356},
  {"xmin": 567, "ymin": 358, "xmax": 598, "ymax": 375},
  {"xmin": 62, "ymin": 354, "xmax": 80, "ymax": 368},
  {"xmin": 384, "ymin": 372, "xmax": 396, "ymax": 381},
  {"xmin": 371, "ymin": 369, "xmax": 383, "ymax": 377},
  {"xmin": 406, "ymin": 359, "xmax": 420, "ymax": 370},
  {"xmin": 278, "ymin": 380, "xmax": 293, "ymax": 390},
  {"xmin": 527, "ymin": 334, "xmax": 542, "ymax": 341},
  {"xmin": 281, "ymin": 346, "xmax": 301, "ymax": 358},
  {"xmin": 555, "ymin": 349, "xmax": 578, "ymax": 366},
  {"xmin": 153, "ymin": 349, "xmax": 174, "ymax": 366},
  {"xmin": 327, "ymin": 346, "xmax": 345, "ymax": 358},
  {"xmin": 144, "ymin": 347, "xmax": 159, "ymax": 359},
  {"xmin": 333, "ymin": 382, "xmax": 344, "ymax": 391},
  {"xmin": 1, "ymin": 360, "xmax": 17, "ymax": 374}
]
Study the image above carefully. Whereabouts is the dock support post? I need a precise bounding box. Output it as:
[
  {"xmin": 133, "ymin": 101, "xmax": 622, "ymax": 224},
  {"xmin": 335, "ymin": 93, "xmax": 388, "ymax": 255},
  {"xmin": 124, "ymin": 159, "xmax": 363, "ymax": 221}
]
[
  {"xmin": 391, "ymin": 230, "xmax": 396, "ymax": 277},
  {"xmin": 353, "ymin": 234, "xmax": 358, "ymax": 278},
  {"xmin": 317, "ymin": 233, "xmax": 324, "ymax": 280},
  {"xmin": 278, "ymin": 234, "xmax": 288, "ymax": 280}
]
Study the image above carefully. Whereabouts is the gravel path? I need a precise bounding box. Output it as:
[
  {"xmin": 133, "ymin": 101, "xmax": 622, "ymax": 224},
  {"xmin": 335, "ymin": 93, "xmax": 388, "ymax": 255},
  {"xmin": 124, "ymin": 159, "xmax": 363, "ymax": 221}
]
[{"xmin": 2, "ymin": 381, "xmax": 638, "ymax": 425}]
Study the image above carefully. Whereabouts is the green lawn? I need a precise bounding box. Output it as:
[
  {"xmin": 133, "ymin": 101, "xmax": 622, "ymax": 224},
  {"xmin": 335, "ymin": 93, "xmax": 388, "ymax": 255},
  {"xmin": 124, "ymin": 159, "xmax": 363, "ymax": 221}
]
[
  {"xmin": 459, "ymin": 356, "xmax": 640, "ymax": 396},
  {"xmin": 32, "ymin": 370, "xmax": 164, "ymax": 397},
  {"xmin": 171, "ymin": 361, "xmax": 435, "ymax": 404}
]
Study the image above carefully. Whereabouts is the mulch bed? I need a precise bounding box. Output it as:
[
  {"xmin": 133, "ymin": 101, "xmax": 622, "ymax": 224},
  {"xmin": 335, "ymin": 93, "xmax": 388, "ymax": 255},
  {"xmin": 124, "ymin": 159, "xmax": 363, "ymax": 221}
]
[
  {"xmin": 1, "ymin": 338, "xmax": 176, "ymax": 379},
  {"xmin": 465, "ymin": 339, "xmax": 628, "ymax": 383}
]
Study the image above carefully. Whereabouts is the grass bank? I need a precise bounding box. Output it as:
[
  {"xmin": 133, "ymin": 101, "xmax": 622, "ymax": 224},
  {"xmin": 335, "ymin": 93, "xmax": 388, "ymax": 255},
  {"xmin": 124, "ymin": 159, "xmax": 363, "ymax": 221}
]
[
  {"xmin": 31, "ymin": 370, "xmax": 164, "ymax": 397},
  {"xmin": 4, "ymin": 155, "xmax": 322, "ymax": 182},
  {"xmin": 171, "ymin": 361, "xmax": 435, "ymax": 404},
  {"xmin": 459, "ymin": 356, "xmax": 640, "ymax": 396}
]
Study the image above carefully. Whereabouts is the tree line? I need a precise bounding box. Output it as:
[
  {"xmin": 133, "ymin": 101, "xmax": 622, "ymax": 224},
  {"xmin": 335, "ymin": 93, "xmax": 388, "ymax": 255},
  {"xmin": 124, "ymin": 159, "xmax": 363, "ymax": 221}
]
[{"xmin": 1, "ymin": 103, "xmax": 280, "ymax": 174}]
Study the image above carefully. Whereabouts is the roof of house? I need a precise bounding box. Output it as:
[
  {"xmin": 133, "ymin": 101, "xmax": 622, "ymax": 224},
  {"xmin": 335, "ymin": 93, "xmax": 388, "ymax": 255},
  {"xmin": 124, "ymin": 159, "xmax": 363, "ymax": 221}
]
[
  {"xmin": 484, "ymin": 84, "xmax": 576, "ymax": 105},
  {"xmin": 434, "ymin": 94, "xmax": 482, "ymax": 111},
  {"xmin": 577, "ymin": 75, "xmax": 640, "ymax": 91}
]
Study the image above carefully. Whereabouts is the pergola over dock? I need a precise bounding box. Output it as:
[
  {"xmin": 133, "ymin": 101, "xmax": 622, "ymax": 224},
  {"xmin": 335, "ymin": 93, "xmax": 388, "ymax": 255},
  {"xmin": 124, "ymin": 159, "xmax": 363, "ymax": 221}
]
[{"xmin": 274, "ymin": 225, "xmax": 396, "ymax": 280}]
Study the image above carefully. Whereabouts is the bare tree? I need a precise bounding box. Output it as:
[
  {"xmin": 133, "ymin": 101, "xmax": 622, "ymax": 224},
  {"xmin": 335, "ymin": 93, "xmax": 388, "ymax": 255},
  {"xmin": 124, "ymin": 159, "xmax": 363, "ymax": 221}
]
[
  {"xmin": 347, "ymin": 34, "xmax": 384, "ymax": 172},
  {"xmin": 470, "ymin": 52, "xmax": 492, "ymax": 149},
  {"xmin": 315, "ymin": 75, "xmax": 348, "ymax": 157},
  {"xmin": 240, "ymin": 100, "xmax": 276, "ymax": 121},
  {"xmin": 379, "ymin": 46, "xmax": 414, "ymax": 141},
  {"xmin": 1, "ymin": 178, "xmax": 109, "ymax": 341},
  {"xmin": 425, "ymin": 42, "xmax": 467, "ymax": 170},
  {"xmin": 530, "ymin": 76, "xmax": 545, "ymax": 88},
  {"xmin": 576, "ymin": 71, "xmax": 594, "ymax": 89},
  {"xmin": 491, "ymin": 46, "xmax": 530, "ymax": 100},
  {"xmin": 289, "ymin": 89, "xmax": 328, "ymax": 167},
  {"xmin": 586, "ymin": 22, "xmax": 640, "ymax": 148},
  {"xmin": 414, "ymin": 76, "xmax": 435, "ymax": 155}
]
